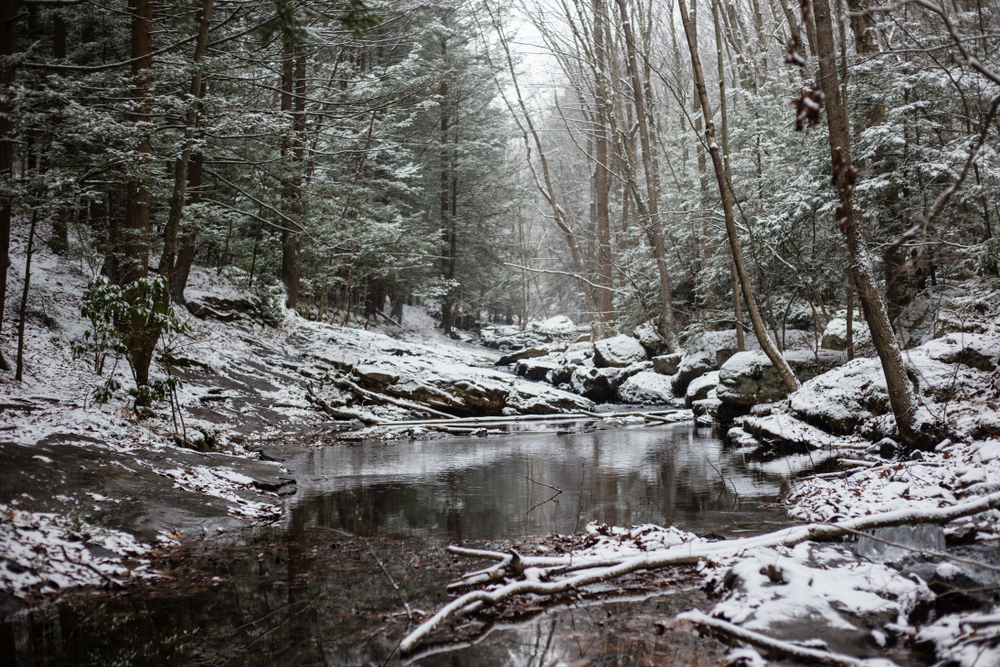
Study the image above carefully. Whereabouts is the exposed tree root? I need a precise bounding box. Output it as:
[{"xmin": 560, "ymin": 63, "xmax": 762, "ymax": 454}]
[{"xmin": 399, "ymin": 491, "xmax": 1000, "ymax": 653}]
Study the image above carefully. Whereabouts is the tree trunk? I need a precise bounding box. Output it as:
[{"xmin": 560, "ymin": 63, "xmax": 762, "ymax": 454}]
[
  {"xmin": 615, "ymin": 0, "xmax": 679, "ymax": 353},
  {"xmin": 125, "ymin": 0, "xmax": 158, "ymax": 405},
  {"xmin": 439, "ymin": 37, "xmax": 455, "ymax": 335},
  {"xmin": 160, "ymin": 0, "xmax": 214, "ymax": 304},
  {"xmin": 811, "ymin": 0, "xmax": 926, "ymax": 446},
  {"xmin": 677, "ymin": 0, "xmax": 799, "ymax": 393},
  {"xmin": 15, "ymin": 213, "xmax": 35, "ymax": 381},
  {"xmin": 592, "ymin": 0, "xmax": 614, "ymax": 334},
  {"xmin": 0, "ymin": 0, "xmax": 15, "ymax": 371},
  {"xmin": 171, "ymin": 101, "xmax": 204, "ymax": 305},
  {"xmin": 279, "ymin": 29, "xmax": 301, "ymax": 309}
]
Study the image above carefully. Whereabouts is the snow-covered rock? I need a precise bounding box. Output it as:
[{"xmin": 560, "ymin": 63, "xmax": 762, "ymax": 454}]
[
  {"xmin": 514, "ymin": 356, "xmax": 563, "ymax": 381},
  {"xmin": 821, "ymin": 316, "xmax": 871, "ymax": 351},
  {"xmin": 672, "ymin": 351, "xmax": 716, "ymax": 394},
  {"xmin": 562, "ymin": 341, "xmax": 595, "ymax": 365},
  {"xmin": 652, "ymin": 353, "xmax": 681, "ymax": 376},
  {"xmin": 685, "ymin": 371, "xmax": 719, "ymax": 406},
  {"xmin": 717, "ymin": 349, "xmax": 844, "ymax": 410},
  {"xmin": 571, "ymin": 367, "xmax": 620, "ymax": 403},
  {"xmin": 534, "ymin": 315, "xmax": 579, "ymax": 335},
  {"xmin": 634, "ymin": 320, "xmax": 668, "ymax": 356},
  {"xmin": 593, "ymin": 335, "xmax": 648, "ymax": 368},
  {"xmin": 496, "ymin": 346, "xmax": 550, "ymax": 366},
  {"xmin": 617, "ymin": 371, "xmax": 674, "ymax": 404},
  {"xmin": 787, "ymin": 357, "xmax": 888, "ymax": 434}
]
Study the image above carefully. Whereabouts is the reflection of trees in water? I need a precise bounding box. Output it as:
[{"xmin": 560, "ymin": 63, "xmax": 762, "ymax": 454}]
[{"xmin": 290, "ymin": 427, "xmax": 799, "ymax": 541}]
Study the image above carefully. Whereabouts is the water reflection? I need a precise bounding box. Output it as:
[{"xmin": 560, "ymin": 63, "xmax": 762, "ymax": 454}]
[
  {"xmin": 1, "ymin": 424, "xmax": 830, "ymax": 666},
  {"xmin": 288, "ymin": 423, "xmax": 804, "ymax": 540}
]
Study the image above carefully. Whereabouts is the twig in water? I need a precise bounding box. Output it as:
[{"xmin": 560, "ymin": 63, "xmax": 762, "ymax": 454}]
[{"xmin": 366, "ymin": 541, "xmax": 413, "ymax": 620}]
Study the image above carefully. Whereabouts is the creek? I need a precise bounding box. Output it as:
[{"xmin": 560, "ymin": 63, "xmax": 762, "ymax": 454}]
[{"xmin": 1, "ymin": 421, "xmax": 837, "ymax": 666}]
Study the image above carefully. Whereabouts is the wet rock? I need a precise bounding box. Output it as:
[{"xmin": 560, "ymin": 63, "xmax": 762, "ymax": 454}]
[
  {"xmin": 691, "ymin": 395, "xmax": 721, "ymax": 419},
  {"xmin": 652, "ymin": 353, "xmax": 681, "ymax": 376},
  {"xmin": 634, "ymin": 320, "xmax": 668, "ymax": 357},
  {"xmin": 617, "ymin": 371, "xmax": 674, "ymax": 404},
  {"xmin": 571, "ymin": 366, "xmax": 620, "ymax": 403},
  {"xmin": 672, "ymin": 352, "xmax": 716, "ymax": 395},
  {"xmin": 685, "ymin": 371, "xmax": 720, "ymax": 407},
  {"xmin": 593, "ymin": 335, "xmax": 648, "ymax": 368}
]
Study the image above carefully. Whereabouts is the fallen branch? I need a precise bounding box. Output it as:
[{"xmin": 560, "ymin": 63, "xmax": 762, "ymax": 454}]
[
  {"xmin": 677, "ymin": 610, "xmax": 887, "ymax": 667},
  {"xmin": 399, "ymin": 490, "xmax": 1000, "ymax": 653}
]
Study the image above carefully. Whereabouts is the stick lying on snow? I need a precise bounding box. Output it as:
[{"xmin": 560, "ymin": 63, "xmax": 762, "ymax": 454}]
[{"xmin": 399, "ymin": 490, "xmax": 1000, "ymax": 653}]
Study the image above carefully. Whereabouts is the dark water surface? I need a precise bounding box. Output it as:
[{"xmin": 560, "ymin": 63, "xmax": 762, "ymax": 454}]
[{"xmin": 2, "ymin": 423, "xmax": 829, "ymax": 666}]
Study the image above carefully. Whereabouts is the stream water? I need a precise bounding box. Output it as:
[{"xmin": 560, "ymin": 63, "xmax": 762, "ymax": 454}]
[{"xmin": 2, "ymin": 422, "xmax": 838, "ymax": 666}]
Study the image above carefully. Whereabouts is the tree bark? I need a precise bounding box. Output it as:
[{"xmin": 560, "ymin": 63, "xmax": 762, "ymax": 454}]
[
  {"xmin": 15, "ymin": 213, "xmax": 35, "ymax": 381},
  {"xmin": 592, "ymin": 0, "xmax": 614, "ymax": 333},
  {"xmin": 811, "ymin": 0, "xmax": 925, "ymax": 446},
  {"xmin": 124, "ymin": 0, "xmax": 158, "ymax": 402},
  {"xmin": 279, "ymin": 22, "xmax": 301, "ymax": 309},
  {"xmin": 615, "ymin": 0, "xmax": 679, "ymax": 352},
  {"xmin": 160, "ymin": 0, "xmax": 214, "ymax": 304},
  {"xmin": 0, "ymin": 0, "xmax": 14, "ymax": 371},
  {"xmin": 678, "ymin": 0, "xmax": 799, "ymax": 392}
]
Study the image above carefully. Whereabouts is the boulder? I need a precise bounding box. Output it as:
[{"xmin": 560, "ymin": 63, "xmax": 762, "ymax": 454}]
[
  {"xmin": 496, "ymin": 346, "xmax": 549, "ymax": 366},
  {"xmin": 652, "ymin": 353, "xmax": 682, "ymax": 376},
  {"xmin": 717, "ymin": 349, "xmax": 845, "ymax": 409},
  {"xmin": 562, "ymin": 341, "xmax": 595, "ymax": 366},
  {"xmin": 534, "ymin": 315, "xmax": 579, "ymax": 335},
  {"xmin": 506, "ymin": 382, "xmax": 595, "ymax": 415},
  {"xmin": 787, "ymin": 357, "xmax": 888, "ymax": 434},
  {"xmin": 685, "ymin": 371, "xmax": 720, "ymax": 407},
  {"xmin": 514, "ymin": 356, "xmax": 563, "ymax": 382},
  {"xmin": 617, "ymin": 371, "xmax": 674, "ymax": 404},
  {"xmin": 616, "ymin": 360, "xmax": 653, "ymax": 384},
  {"xmin": 353, "ymin": 364, "xmax": 400, "ymax": 388},
  {"xmin": 821, "ymin": 316, "xmax": 872, "ymax": 351},
  {"xmin": 547, "ymin": 364, "xmax": 576, "ymax": 386},
  {"xmin": 672, "ymin": 352, "xmax": 716, "ymax": 394},
  {"xmin": 593, "ymin": 335, "xmax": 648, "ymax": 368},
  {"xmin": 571, "ymin": 366, "xmax": 620, "ymax": 403},
  {"xmin": 634, "ymin": 320, "xmax": 668, "ymax": 357}
]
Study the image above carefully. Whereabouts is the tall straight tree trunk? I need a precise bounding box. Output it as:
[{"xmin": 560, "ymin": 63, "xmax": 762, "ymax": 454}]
[
  {"xmin": 171, "ymin": 84, "xmax": 205, "ymax": 305},
  {"xmin": 122, "ymin": 0, "xmax": 159, "ymax": 403},
  {"xmin": 279, "ymin": 29, "xmax": 300, "ymax": 309},
  {"xmin": 439, "ymin": 37, "xmax": 455, "ymax": 335},
  {"xmin": 677, "ymin": 0, "xmax": 799, "ymax": 393},
  {"xmin": 810, "ymin": 0, "xmax": 926, "ymax": 446},
  {"xmin": 592, "ymin": 0, "xmax": 614, "ymax": 333},
  {"xmin": 0, "ymin": 0, "xmax": 15, "ymax": 371},
  {"xmin": 615, "ymin": 0, "xmax": 679, "ymax": 353},
  {"xmin": 160, "ymin": 0, "xmax": 214, "ymax": 304},
  {"xmin": 49, "ymin": 13, "xmax": 70, "ymax": 256}
]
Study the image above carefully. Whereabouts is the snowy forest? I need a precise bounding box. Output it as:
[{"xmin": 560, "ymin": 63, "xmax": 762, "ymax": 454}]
[{"xmin": 3, "ymin": 0, "xmax": 1000, "ymax": 665}]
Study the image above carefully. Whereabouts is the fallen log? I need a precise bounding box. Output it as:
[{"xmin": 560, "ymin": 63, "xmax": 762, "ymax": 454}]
[
  {"xmin": 677, "ymin": 611, "xmax": 887, "ymax": 667},
  {"xmin": 399, "ymin": 490, "xmax": 1000, "ymax": 653}
]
